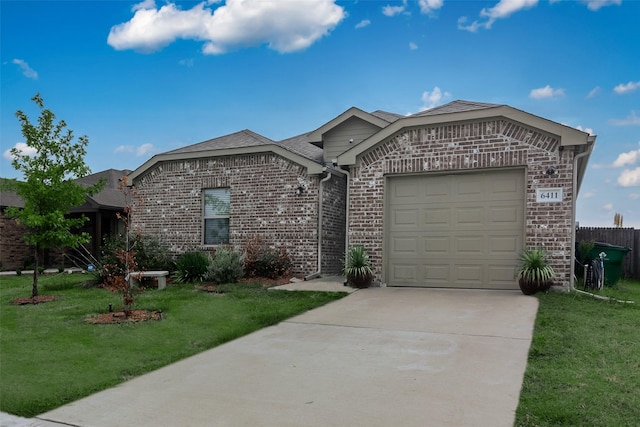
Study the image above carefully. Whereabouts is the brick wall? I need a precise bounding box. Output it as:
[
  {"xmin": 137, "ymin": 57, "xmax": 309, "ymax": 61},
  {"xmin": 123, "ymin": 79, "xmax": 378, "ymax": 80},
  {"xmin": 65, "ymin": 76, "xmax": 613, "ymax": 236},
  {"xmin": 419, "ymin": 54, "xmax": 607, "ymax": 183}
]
[
  {"xmin": 348, "ymin": 119, "xmax": 576, "ymax": 288},
  {"xmin": 0, "ymin": 209, "xmax": 31, "ymax": 270},
  {"xmin": 131, "ymin": 153, "xmax": 321, "ymax": 276},
  {"xmin": 0, "ymin": 209, "xmax": 67, "ymax": 270},
  {"xmin": 321, "ymin": 172, "xmax": 347, "ymax": 275}
]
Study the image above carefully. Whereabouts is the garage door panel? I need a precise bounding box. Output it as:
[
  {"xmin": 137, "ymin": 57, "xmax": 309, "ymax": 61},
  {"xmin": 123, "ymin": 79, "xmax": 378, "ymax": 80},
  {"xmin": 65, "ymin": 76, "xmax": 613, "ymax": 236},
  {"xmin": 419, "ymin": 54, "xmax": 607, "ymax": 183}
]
[
  {"xmin": 392, "ymin": 209, "xmax": 419, "ymax": 228},
  {"xmin": 456, "ymin": 207, "xmax": 484, "ymax": 226},
  {"xmin": 423, "ymin": 208, "xmax": 450, "ymax": 226},
  {"xmin": 391, "ymin": 236, "xmax": 419, "ymax": 254},
  {"xmin": 455, "ymin": 236, "xmax": 484, "ymax": 255},
  {"xmin": 390, "ymin": 264, "xmax": 419, "ymax": 284},
  {"xmin": 424, "ymin": 264, "xmax": 450, "ymax": 283},
  {"xmin": 489, "ymin": 236, "xmax": 520, "ymax": 255},
  {"xmin": 424, "ymin": 237, "xmax": 449, "ymax": 254},
  {"xmin": 490, "ymin": 206, "xmax": 520, "ymax": 224},
  {"xmin": 386, "ymin": 169, "xmax": 524, "ymax": 290}
]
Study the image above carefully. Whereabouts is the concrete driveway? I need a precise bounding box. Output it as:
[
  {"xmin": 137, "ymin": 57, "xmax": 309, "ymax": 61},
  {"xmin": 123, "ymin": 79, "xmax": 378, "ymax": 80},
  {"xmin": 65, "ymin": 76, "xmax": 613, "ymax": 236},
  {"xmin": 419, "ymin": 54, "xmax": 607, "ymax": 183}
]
[{"xmin": 36, "ymin": 287, "xmax": 538, "ymax": 427}]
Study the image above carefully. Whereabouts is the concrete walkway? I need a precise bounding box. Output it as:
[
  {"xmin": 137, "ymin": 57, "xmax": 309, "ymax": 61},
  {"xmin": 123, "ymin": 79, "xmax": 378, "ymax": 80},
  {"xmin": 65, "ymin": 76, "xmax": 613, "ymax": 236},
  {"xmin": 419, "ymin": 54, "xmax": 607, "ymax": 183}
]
[{"xmin": 8, "ymin": 282, "xmax": 538, "ymax": 427}]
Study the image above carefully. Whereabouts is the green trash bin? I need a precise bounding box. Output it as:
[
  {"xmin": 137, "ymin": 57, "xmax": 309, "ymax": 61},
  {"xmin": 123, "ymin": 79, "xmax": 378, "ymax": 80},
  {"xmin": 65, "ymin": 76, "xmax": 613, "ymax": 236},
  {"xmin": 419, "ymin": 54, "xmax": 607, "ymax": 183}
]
[{"xmin": 589, "ymin": 242, "xmax": 632, "ymax": 286}]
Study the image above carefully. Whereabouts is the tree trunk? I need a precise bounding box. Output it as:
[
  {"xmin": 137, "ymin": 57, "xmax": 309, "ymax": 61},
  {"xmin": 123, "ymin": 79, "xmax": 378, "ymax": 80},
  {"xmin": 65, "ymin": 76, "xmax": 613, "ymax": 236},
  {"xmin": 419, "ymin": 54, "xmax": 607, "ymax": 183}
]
[{"xmin": 32, "ymin": 246, "xmax": 39, "ymax": 298}]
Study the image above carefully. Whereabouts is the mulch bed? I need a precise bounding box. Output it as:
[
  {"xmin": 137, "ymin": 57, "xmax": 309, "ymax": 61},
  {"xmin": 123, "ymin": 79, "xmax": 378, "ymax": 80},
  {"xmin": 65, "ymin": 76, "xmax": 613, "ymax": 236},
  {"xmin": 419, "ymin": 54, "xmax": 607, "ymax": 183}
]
[
  {"xmin": 12, "ymin": 295, "xmax": 59, "ymax": 305},
  {"xmin": 85, "ymin": 310, "xmax": 163, "ymax": 324}
]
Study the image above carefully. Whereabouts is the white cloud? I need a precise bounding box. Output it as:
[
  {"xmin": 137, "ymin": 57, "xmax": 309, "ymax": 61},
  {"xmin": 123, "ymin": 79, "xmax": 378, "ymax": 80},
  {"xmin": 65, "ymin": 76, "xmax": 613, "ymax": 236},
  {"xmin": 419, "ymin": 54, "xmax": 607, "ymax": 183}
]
[
  {"xmin": 178, "ymin": 58, "xmax": 194, "ymax": 67},
  {"xmin": 114, "ymin": 145, "xmax": 135, "ymax": 154},
  {"xmin": 12, "ymin": 59, "xmax": 38, "ymax": 80},
  {"xmin": 614, "ymin": 81, "xmax": 640, "ymax": 94},
  {"xmin": 586, "ymin": 86, "xmax": 600, "ymax": 99},
  {"xmin": 458, "ymin": 0, "xmax": 537, "ymax": 32},
  {"xmin": 581, "ymin": 0, "xmax": 621, "ymax": 11},
  {"xmin": 107, "ymin": 0, "xmax": 345, "ymax": 54},
  {"xmin": 582, "ymin": 191, "xmax": 596, "ymax": 199},
  {"xmin": 629, "ymin": 193, "xmax": 640, "ymax": 200},
  {"xmin": 612, "ymin": 143, "xmax": 640, "ymax": 168},
  {"xmin": 115, "ymin": 144, "xmax": 157, "ymax": 156},
  {"xmin": 382, "ymin": 1, "xmax": 407, "ymax": 17},
  {"xmin": 3, "ymin": 142, "xmax": 38, "ymax": 161},
  {"xmin": 609, "ymin": 111, "xmax": 640, "ymax": 126},
  {"xmin": 418, "ymin": 0, "xmax": 443, "ymax": 15},
  {"xmin": 575, "ymin": 125, "xmax": 594, "ymax": 135},
  {"xmin": 602, "ymin": 203, "xmax": 614, "ymax": 211},
  {"xmin": 409, "ymin": 42, "xmax": 418, "ymax": 50},
  {"xmin": 617, "ymin": 167, "xmax": 640, "ymax": 187},
  {"xmin": 420, "ymin": 86, "xmax": 451, "ymax": 110},
  {"xmin": 355, "ymin": 19, "xmax": 370, "ymax": 29},
  {"xmin": 529, "ymin": 85, "xmax": 565, "ymax": 99},
  {"xmin": 136, "ymin": 143, "xmax": 157, "ymax": 156}
]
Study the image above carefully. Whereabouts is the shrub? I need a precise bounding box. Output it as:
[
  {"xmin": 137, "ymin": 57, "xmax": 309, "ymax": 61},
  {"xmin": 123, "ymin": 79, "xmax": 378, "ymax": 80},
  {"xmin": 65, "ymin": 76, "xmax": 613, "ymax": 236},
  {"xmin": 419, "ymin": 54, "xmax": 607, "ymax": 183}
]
[
  {"xmin": 206, "ymin": 247, "xmax": 244, "ymax": 284},
  {"xmin": 101, "ymin": 234, "xmax": 174, "ymax": 273},
  {"xmin": 173, "ymin": 252, "xmax": 211, "ymax": 284},
  {"xmin": 243, "ymin": 236, "xmax": 292, "ymax": 279}
]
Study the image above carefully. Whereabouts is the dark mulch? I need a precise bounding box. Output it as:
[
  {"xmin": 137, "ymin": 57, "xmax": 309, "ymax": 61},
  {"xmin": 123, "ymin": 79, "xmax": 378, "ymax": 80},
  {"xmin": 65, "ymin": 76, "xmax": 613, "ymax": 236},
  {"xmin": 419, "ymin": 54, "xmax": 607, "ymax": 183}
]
[
  {"xmin": 12, "ymin": 295, "xmax": 59, "ymax": 305},
  {"xmin": 85, "ymin": 310, "xmax": 163, "ymax": 324}
]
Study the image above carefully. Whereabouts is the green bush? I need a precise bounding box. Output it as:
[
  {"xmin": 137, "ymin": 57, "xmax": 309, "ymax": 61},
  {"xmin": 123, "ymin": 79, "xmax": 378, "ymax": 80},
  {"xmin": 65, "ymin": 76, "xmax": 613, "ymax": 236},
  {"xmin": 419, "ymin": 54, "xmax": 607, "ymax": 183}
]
[
  {"xmin": 101, "ymin": 234, "xmax": 174, "ymax": 273},
  {"xmin": 207, "ymin": 247, "xmax": 244, "ymax": 284},
  {"xmin": 173, "ymin": 252, "xmax": 211, "ymax": 283}
]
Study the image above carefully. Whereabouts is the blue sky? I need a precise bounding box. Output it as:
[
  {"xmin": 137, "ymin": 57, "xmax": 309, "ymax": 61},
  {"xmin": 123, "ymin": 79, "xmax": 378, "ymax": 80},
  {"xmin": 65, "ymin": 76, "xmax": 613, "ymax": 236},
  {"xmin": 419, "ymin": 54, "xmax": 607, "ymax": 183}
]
[{"xmin": 1, "ymin": 0, "xmax": 638, "ymax": 227}]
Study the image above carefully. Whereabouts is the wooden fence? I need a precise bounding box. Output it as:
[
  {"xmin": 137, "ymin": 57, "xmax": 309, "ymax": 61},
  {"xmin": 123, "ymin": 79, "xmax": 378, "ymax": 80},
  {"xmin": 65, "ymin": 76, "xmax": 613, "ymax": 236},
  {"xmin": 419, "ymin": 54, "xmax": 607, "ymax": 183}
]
[{"xmin": 576, "ymin": 227, "xmax": 640, "ymax": 280}]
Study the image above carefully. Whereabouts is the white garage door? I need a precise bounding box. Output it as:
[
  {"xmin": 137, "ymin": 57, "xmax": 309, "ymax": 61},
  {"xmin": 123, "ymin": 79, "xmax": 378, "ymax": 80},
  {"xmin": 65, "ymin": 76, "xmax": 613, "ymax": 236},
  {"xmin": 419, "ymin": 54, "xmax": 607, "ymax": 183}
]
[{"xmin": 386, "ymin": 169, "xmax": 524, "ymax": 289}]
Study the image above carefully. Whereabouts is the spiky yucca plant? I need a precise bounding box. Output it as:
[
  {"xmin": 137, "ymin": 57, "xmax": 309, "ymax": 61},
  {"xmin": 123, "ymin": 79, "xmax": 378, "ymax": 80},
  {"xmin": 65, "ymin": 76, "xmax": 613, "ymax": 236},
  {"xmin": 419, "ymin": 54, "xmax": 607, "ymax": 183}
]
[{"xmin": 516, "ymin": 248, "xmax": 556, "ymax": 295}]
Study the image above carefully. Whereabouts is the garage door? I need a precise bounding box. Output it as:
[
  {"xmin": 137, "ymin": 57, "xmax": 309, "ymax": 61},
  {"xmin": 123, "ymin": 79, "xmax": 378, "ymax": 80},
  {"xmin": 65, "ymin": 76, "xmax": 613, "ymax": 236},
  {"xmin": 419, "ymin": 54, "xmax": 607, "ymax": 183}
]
[{"xmin": 386, "ymin": 169, "xmax": 524, "ymax": 289}]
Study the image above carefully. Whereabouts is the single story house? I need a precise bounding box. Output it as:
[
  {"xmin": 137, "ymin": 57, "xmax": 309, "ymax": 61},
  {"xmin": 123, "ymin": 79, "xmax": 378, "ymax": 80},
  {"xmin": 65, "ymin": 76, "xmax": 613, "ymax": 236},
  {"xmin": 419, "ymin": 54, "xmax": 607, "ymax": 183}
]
[
  {"xmin": 128, "ymin": 100, "xmax": 595, "ymax": 290},
  {"xmin": 0, "ymin": 169, "xmax": 129, "ymax": 270}
]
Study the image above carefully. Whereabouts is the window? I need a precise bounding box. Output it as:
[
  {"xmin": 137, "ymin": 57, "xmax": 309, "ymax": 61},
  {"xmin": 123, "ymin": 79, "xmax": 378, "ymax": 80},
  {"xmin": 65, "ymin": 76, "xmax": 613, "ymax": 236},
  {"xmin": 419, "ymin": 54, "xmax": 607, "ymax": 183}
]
[{"xmin": 203, "ymin": 188, "xmax": 230, "ymax": 245}]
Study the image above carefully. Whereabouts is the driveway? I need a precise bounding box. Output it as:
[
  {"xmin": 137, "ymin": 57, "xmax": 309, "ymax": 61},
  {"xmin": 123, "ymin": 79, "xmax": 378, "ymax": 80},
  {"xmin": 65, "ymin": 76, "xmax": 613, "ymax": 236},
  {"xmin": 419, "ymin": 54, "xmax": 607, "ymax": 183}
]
[{"xmin": 36, "ymin": 287, "xmax": 538, "ymax": 427}]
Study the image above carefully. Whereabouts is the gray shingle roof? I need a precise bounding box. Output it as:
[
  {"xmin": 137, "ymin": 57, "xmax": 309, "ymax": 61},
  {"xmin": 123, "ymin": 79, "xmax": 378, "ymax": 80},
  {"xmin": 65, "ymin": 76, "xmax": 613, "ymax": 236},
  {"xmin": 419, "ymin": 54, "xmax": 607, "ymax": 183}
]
[
  {"xmin": 370, "ymin": 110, "xmax": 404, "ymax": 122},
  {"xmin": 277, "ymin": 133, "xmax": 324, "ymax": 163},
  {"xmin": 166, "ymin": 130, "xmax": 274, "ymax": 155},
  {"xmin": 1, "ymin": 169, "xmax": 130, "ymax": 210},
  {"xmin": 411, "ymin": 100, "xmax": 503, "ymax": 117}
]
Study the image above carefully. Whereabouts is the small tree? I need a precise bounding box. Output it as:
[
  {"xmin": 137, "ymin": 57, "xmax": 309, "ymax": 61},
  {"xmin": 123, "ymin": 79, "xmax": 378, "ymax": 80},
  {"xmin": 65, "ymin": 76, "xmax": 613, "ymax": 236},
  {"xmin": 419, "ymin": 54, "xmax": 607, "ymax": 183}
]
[
  {"xmin": 102, "ymin": 176, "xmax": 140, "ymax": 315},
  {"xmin": 2, "ymin": 94, "xmax": 103, "ymax": 297}
]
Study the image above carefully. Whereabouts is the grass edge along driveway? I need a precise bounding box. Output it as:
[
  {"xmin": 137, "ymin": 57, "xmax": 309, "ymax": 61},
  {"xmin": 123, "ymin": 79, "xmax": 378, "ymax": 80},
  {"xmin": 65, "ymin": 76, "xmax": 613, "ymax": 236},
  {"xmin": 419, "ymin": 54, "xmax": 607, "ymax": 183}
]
[
  {"xmin": 515, "ymin": 279, "xmax": 640, "ymax": 427},
  {"xmin": 0, "ymin": 274, "xmax": 346, "ymax": 417}
]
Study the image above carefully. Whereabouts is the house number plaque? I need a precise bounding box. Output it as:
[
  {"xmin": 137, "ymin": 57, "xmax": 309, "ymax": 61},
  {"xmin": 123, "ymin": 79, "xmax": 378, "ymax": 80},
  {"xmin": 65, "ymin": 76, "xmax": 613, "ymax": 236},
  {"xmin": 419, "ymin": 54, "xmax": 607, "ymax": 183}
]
[{"xmin": 536, "ymin": 188, "xmax": 563, "ymax": 203}]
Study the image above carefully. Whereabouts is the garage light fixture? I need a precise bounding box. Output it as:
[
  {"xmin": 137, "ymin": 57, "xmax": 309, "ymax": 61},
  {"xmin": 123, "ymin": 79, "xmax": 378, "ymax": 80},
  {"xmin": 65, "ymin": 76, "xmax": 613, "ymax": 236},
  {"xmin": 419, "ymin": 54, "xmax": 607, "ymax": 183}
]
[
  {"xmin": 295, "ymin": 185, "xmax": 305, "ymax": 195},
  {"xmin": 545, "ymin": 167, "xmax": 557, "ymax": 176}
]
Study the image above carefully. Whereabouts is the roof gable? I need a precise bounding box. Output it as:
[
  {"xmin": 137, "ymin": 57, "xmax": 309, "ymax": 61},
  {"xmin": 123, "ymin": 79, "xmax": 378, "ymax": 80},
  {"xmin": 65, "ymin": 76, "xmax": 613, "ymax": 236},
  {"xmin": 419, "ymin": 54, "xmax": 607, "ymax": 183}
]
[
  {"xmin": 337, "ymin": 101, "xmax": 593, "ymax": 166},
  {"xmin": 307, "ymin": 107, "xmax": 390, "ymax": 144}
]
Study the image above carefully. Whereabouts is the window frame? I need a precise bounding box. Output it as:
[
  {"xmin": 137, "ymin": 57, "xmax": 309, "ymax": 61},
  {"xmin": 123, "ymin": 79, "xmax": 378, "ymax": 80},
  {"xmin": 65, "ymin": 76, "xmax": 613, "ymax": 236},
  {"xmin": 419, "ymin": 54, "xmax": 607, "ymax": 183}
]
[{"xmin": 202, "ymin": 187, "xmax": 230, "ymax": 246}]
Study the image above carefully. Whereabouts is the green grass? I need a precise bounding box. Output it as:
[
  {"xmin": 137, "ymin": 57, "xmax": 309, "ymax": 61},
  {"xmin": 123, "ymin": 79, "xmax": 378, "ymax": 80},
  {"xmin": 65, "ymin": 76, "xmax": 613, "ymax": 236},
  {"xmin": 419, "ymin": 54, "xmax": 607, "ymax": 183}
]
[
  {"xmin": 515, "ymin": 279, "xmax": 640, "ymax": 426},
  {"xmin": 0, "ymin": 274, "xmax": 346, "ymax": 417}
]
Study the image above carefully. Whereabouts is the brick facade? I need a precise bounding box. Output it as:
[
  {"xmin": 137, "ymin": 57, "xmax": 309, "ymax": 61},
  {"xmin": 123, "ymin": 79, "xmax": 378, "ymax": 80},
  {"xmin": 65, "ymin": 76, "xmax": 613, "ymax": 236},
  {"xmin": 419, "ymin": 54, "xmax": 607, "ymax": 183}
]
[
  {"xmin": 320, "ymin": 173, "xmax": 347, "ymax": 275},
  {"xmin": 131, "ymin": 153, "xmax": 333, "ymax": 276},
  {"xmin": 0, "ymin": 209, "xmax": 31, "ymax": 270},
  {"xmin": 348, "ymin": 119, "xmax": 576, "ymax": 288}
]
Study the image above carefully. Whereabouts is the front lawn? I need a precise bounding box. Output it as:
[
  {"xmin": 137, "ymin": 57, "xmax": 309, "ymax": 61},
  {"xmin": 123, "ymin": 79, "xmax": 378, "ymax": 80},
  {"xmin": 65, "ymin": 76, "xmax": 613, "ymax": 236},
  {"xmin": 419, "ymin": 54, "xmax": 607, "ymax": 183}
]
[
  {"xmin": 0, "ymin": 273, "xmax": 346, "ymax": 417},
  {"xmin": 516, "ymin": 279, "xmax": 640, "ymax": 426}
]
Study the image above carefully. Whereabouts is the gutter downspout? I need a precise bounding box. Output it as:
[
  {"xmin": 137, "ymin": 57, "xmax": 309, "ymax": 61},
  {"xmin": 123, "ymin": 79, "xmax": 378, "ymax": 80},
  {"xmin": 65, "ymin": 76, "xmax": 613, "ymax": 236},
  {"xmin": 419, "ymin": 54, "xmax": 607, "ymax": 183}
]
[
  {"xmin": 571, "ymin": 139, "xmax": 595, "ymax": 290},
  {"xmin": 342, "ymin": 167, "xmax": 350, "ymax": 269},
  {"xmin": 304, "ymin": 170, "xmax": 332, "ymax": 281}
]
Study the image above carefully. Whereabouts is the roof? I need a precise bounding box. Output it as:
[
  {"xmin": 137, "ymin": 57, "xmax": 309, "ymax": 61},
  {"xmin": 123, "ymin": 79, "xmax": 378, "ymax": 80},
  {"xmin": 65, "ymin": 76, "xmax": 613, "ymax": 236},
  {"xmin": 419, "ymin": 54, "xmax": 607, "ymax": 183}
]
[
  {"xmin": 128, "ymin": 99, "xmax": 593, "ymax": 187},
  {"xmin": 411, "ymin": 100, "xmax": 503, "ymax": 117},
  {"xmin": 166, "ymin": 130, "xmax": 274, "ymax": 155},
  {"xmin": 73, "ymin": 169, "xmax": 131, "ymax": 211},
  {"xmin": 277, "ymin": 133, "xmax": 324, "ymax": 164},
  {"xmin": 1, "ymin": 169, "xmax": 130, "ymax": 211}
]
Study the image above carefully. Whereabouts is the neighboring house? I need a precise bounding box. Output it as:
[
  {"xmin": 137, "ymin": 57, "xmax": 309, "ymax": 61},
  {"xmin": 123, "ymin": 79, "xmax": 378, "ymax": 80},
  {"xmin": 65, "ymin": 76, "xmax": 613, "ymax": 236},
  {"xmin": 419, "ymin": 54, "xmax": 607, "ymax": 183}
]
[
  {"xmin": 0, "ymin": 169, "xmax": 129, "ymax": 270},
  {"xmin": 128, "ymin": 100, "xmax": 594, "ymax": 290}
]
